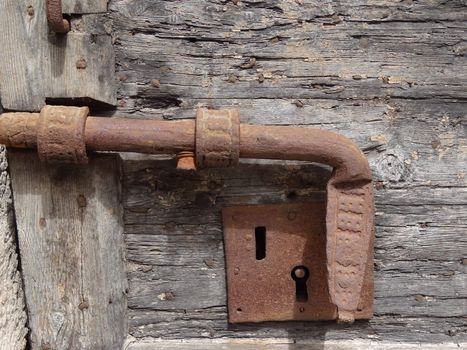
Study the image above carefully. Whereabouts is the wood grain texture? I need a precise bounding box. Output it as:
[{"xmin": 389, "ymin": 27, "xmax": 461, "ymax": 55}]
[
  {"xmin": 126, "ymin": 339, "xmax": 467, "ymax": 350},
  {"xmin": 8, "ymin": 151, "xmax": 127, "ymax": 350},
  {"xmin": 110, "ymin": 0, "xmax": 466, "ymax": 345},
  {"xmin": 0, "ymin": 145, "xmax": 28, "ymax": 350},
  {"xmin": 62, "ymin": 0, "xmax": 108, "ymax": 14},
  {"xmin": 0, "ymin": 0, "xmax": 115, "ymax": 111},
  {"xmin": 122, "ymin": 160, "xmax": 466, "ymax": 344}
]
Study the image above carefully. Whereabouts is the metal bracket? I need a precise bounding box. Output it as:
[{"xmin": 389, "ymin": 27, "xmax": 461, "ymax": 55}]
[{"xmin": 223, "ymin": 202, "xmax": 374, "ymax": 323}]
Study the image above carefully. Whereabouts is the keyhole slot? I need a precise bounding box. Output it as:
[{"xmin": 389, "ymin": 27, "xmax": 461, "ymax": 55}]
[
  {"xmin": 255, "ymin": 226, "xmax": 266, "ymax": 260},
  {"xmin": 291, "ymin": 266, "xmax": 310, "ymax": 302}
]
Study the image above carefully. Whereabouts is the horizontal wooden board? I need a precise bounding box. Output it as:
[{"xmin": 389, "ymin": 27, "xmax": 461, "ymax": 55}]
[{"xmin": 127, "ymin": 339, "xmax": 466, "ymax": 350}]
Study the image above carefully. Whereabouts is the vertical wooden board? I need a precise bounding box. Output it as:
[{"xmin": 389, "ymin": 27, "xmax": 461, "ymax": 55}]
[
  {"xmin": 0, "ymin": 146, "xmax": 28, "ymax": 350},
  {"xmin": 0, "ymin": 0, "xmax": 44, "ymax": 110},
  {"xmin": 0, "ymin": 0, "xmax": 116, "ymax": 111},
  {"xmin": 9, "ymin": 151, "xmax": 127, "ymax": 350},
  {"xmin": 62, "ymin": 0, "xmax": 108, "ymax": 14},
  {"xmin": 47, "ymin": 32, "xmax": 116, "ymax": 106}
]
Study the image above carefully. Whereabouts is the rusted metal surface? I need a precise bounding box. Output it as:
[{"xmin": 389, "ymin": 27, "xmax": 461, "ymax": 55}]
[
  {"xmin": 46, "ymin": 0, "xmax": 70, "ymax": 33},
  {"xmin": 239, "ymin": 124, "xmax": 371, "ymax": 183},
  {"xmin": 0, "ymin": 112, "xmax": 196, "ymax": 154},
  {"xmin": 37, "ymin": 105, "xmax": 89, "ymax": 164},
  {"xmin": 85, "ymin": 117, "xmax": 196, "ymax": 154},
  {"xmin": 0, "ymin": 106, "xmax": 374, "ymax": 322},
  {"xmin": 222, "ymin": 202, "xmax": 373, "ymax": 323},
  {"xmin": 327, "ymin": 182, "xmax": 375, "ymax": 323},
  {"xmin": 195, "ymin": 108, "xmax": 240, "ymax": 168},
  {"xmin": 176, "ymin": 151, "xmax": 197, "ymax": 171},
  {"xmin": 0, "ymin": 112, "xmax": 38, "ymax": 149}
]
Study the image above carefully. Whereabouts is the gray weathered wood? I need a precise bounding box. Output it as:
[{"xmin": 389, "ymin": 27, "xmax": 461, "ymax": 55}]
[
  {"xmin": 62, "ymin": 0, "xmax": 108, "ymax": 14},
  {"xmin": 126, "ymin": 339, "xmax": 467, "ymax": 350},
  {"xmin": 122, "ymin": 160, "xmax": 466, "ymax": 343},
  {"xmin": 0, "ymin": 0, "xmax": 115, "ymax": 111},
  {"xmin": 109, "ymin": 0, "xmax": 466, "ymax": 346},
  {"xmin": 0, "ymin": 145, "xmax": 28, "ymax": 350},
  {"xmin": 8, "ymin": 151, "xmax": 127, "ymax": 350}
]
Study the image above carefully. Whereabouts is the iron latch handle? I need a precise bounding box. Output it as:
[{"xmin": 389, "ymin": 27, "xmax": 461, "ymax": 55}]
[{"xmin": 0, "ymin": 105, "xmax": 374, "ymax": 323}]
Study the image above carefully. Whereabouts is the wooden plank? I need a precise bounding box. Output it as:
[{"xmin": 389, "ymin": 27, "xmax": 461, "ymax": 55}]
[
  {"xmin": 0, "ymin": 0, "xmax": 115, "ymax": 111},
  {"xmin": 126, "ymin": 340, "xmax": 466, "ymax": 350},
  {"xmin": 8, "ymin": 151, "xmax": 127, "ymax": 350},
  {"xmin": 0, "ymin": 146, "xmax": 28, "ymax": 350},
  {"xmin": 122, "ymin": 160, "xmax": 466, "ymax": 343},
  {"xmin": 62, "ymin": 0, "xmax": 108, "ymax": 14},
  {"xmin": 111, "ymin": 1, "xmax": 467, "ymax": 106},
  {"xmin": 110, "ymin": 0, "xmax": 466, "ymax": 345}
]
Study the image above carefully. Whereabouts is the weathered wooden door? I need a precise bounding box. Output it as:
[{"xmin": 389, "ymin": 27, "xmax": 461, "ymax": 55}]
[{"xmin": 1, "ymin": 1, "xmax": 466, "ymax": 349}]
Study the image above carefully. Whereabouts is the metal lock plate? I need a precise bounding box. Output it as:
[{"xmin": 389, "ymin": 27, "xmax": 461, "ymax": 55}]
[{"xmin": 222, "ymin": 202, "xmax": 373, "ymax": 323}]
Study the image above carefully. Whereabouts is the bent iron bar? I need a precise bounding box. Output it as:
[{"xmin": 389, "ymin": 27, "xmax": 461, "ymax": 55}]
[
  {"xmin": 46, "ymin": 0, "xmax": 70, "ymax": 33},
  {"xmin": 0, "ymin": 105, "xmax": 374, "ymax": 323}
]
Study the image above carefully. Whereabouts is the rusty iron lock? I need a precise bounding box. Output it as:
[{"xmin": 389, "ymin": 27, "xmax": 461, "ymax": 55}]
[{"xmin": 0, "ymin": 105, "xmax": 374, "ymax": 324}]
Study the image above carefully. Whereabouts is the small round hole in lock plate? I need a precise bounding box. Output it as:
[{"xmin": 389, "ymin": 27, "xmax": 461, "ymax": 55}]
[{"xmin": 236, "ymin": 307, "xmax": 242, "ymax": 313}]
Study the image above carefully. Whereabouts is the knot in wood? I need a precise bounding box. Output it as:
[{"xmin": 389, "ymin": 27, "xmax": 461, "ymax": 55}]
[
  {"xmin": 195, "ymin": 109, "xmax": 240, "ymax": 168},
  {"xmin": 37, "ymin": 105, "xmax": 89, "ymax": 164}
]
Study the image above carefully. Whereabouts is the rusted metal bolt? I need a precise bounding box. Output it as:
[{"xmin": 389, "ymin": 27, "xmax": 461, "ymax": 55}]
[
  {"xmin": 76, "ymin": 58, "xmax": 87, "ymax": 70},
  {"xmin": 0, "ymin": 106, "xmax": 374, "ymax": 323},
  {"xmin": 293, "ymin": 267, "xmax": 306, "ymax": 279},
  {"xmin": 46, "ymin": 0, "xmax": 70, "ymax": 33},
  {"xmin": 176, "ymin": 151, "xmax": 196, "ymax": 171},
  {"xmin": 27, "ymin": 5, "xmax": 35, "ymax": 17}
]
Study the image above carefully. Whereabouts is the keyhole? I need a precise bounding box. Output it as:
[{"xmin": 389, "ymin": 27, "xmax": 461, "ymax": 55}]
[
  {"xmin": 255, "ymin": 226, "xmax": 266, "ymax": 260},
  {"xmin": 291, "ymin": 266, "xmax": 310, "ymax": 302}
]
